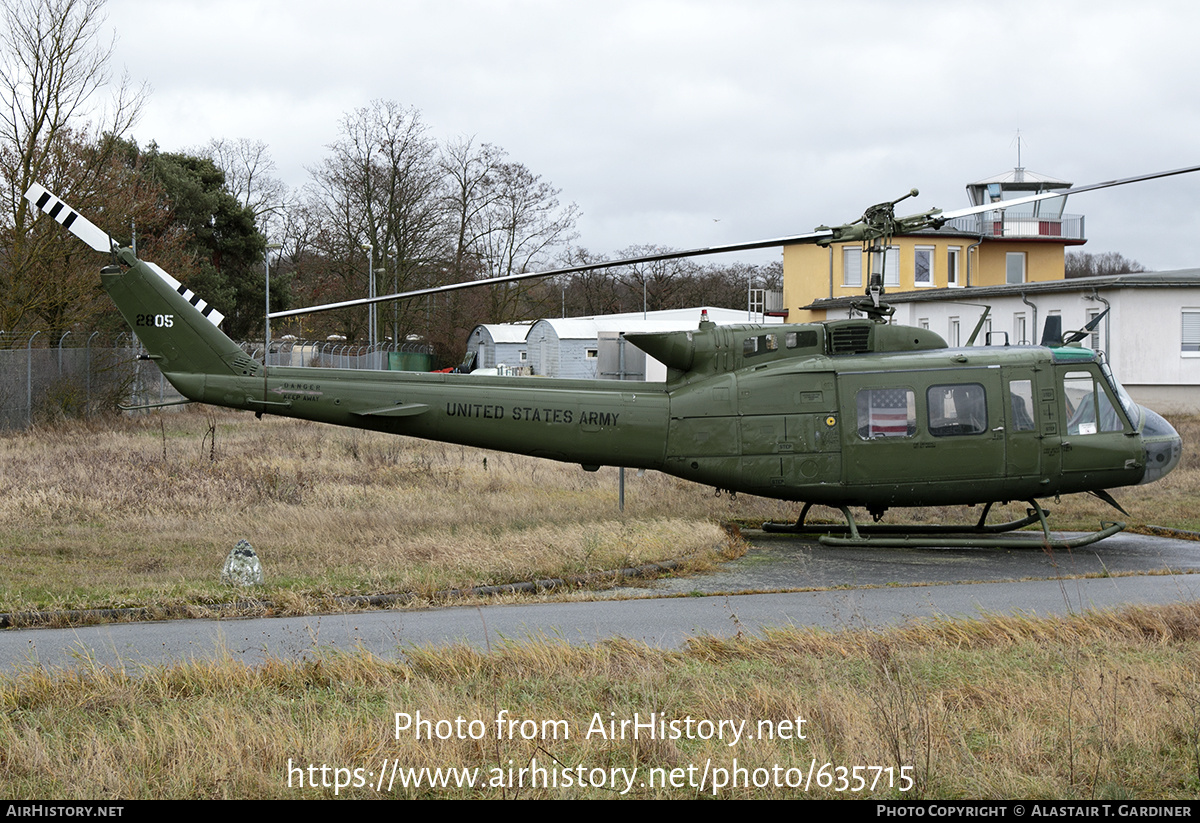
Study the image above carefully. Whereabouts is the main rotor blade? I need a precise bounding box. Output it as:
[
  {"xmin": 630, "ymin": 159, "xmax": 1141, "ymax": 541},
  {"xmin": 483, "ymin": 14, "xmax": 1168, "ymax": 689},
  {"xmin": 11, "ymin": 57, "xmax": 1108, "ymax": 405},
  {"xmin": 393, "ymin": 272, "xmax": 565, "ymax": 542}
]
[
  {"xmin": 270, "ymin": 228, "xmax": 833, "ymax": 320},
  {"xmin": 932, "ymin": 164, "xmax": 1200, "ymax": 222}
]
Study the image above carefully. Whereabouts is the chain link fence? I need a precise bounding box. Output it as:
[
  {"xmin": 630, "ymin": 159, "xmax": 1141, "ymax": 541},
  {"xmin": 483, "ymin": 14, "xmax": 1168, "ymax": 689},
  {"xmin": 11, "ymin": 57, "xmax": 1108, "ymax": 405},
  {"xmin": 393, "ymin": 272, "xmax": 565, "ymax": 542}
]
[
  {"xmin": 0, "ymin": 333, "xmax": 437, "ymax": 430},
  {"xmin": 254, "ymin": 339, "xmax": 435, "ymax": 371},
  {"xmin": 0, "ymin": 332, "xmax": 180, "ymax": 429}
]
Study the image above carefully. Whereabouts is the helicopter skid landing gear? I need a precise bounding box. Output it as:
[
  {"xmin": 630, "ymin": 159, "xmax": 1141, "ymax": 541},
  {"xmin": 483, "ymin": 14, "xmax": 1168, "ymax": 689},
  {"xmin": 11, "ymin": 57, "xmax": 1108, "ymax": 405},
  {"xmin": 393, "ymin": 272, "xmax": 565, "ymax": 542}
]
[{"xmin": 762, "ymin": 501, "xmax": 1126, "ymax": 549}]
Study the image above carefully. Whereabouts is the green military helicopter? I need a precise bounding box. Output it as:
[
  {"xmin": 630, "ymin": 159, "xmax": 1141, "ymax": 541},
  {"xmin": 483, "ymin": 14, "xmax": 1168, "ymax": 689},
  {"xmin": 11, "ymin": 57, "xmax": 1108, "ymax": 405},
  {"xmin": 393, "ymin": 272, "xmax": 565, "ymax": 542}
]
[{"xmin": 25, "ymin": 168, "xmax": 1192, "ymax": 548}]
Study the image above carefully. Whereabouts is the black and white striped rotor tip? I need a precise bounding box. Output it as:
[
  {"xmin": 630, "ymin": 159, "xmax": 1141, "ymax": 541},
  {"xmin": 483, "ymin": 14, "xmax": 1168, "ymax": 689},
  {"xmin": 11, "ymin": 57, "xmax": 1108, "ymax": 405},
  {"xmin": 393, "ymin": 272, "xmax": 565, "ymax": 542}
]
[{"xmin": 23, "ymin": 183, "xmax": 116, "ymax": 253}]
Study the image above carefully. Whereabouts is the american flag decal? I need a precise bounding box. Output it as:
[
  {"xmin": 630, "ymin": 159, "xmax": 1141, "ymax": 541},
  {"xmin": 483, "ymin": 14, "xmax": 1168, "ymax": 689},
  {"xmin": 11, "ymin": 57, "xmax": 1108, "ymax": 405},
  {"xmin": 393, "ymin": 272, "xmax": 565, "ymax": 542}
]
[{"xmin": 866, "ymin": 388, "xmax": 911, "ymax": 437}]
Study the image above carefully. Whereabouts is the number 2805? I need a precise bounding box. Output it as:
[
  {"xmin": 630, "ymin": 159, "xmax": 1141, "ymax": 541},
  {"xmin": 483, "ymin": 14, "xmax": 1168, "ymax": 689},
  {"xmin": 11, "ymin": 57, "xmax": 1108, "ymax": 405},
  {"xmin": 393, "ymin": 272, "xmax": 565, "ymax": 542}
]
[{"xmin": 135, "ymin": 314, "xmax": 174, "ymax": 328}]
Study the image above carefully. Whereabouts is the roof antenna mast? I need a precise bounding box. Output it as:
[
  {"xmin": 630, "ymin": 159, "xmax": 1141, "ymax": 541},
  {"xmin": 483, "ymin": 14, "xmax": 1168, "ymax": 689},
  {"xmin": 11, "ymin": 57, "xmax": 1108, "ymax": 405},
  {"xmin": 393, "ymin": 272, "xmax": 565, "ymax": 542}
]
[{"xmin": 1013, "ymin": 128, "xmax": 1025, "ymax": 178}]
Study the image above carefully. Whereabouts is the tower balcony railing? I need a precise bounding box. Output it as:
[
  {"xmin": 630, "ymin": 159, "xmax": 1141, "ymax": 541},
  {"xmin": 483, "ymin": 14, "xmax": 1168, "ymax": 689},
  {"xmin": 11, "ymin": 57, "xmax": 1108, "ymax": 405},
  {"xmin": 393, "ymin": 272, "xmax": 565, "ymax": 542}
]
[{"xmin": 943, "ymin": 212, "xmax": 1085, "ymax": 241}]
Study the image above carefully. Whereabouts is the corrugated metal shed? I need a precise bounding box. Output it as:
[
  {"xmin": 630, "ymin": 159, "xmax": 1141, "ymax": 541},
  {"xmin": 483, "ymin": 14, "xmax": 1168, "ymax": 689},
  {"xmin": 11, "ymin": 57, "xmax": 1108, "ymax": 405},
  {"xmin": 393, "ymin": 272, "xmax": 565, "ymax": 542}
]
[{"xmin": 467, "ymin": 322, "xmax": 532, "ymax": 370}]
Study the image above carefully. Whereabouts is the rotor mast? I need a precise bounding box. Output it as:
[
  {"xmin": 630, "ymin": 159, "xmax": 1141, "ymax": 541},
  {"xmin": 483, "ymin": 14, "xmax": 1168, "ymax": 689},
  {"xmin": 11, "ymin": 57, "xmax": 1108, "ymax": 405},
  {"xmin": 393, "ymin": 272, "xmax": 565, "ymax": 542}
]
[{"xmin": 818, "ymin": 187, "xmax": 928, "ymax": 322}]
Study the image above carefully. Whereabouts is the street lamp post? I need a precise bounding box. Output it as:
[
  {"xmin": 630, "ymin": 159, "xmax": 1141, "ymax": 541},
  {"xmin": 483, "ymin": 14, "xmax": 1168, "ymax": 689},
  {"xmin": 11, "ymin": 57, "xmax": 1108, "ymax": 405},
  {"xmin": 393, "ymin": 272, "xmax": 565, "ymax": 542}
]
[
  {"xmin": 264, "ymin": 243, "xmax": 282, "ymax": 365},
  {"xmin": 388, "ymin": 252, "xmax": 397, "ymax": 345},
  {"xmin": 362, "ymin": 243, "xmax": 375, "ymax": 351}
]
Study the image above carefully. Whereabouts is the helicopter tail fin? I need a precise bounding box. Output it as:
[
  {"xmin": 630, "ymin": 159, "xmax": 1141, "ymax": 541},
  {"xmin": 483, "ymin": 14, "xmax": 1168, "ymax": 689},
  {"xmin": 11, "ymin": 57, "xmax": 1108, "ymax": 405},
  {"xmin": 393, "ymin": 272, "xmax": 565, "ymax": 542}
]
[
  {"xmin": 100, "ymin": 254, "xmax": 257, "ymax": 379},
  {"xmin": 24, "ymin": 183, "xmax": 253, "ymax": 382}
]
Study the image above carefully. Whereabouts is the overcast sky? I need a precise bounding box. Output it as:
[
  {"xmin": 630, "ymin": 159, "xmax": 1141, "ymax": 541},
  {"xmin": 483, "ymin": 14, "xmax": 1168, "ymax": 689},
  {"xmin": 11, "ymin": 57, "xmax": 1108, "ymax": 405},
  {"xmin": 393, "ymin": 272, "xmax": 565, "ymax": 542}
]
[{"xmin": 102, "ymin": 0, "xmax": 1200, "ymax": 272}]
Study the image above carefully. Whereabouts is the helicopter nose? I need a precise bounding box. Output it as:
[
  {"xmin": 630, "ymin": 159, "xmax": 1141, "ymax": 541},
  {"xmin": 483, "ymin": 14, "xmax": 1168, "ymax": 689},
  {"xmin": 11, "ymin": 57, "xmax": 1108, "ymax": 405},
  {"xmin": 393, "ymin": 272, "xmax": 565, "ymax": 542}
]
[{"xmin": 1137, "ymin": 406, "xmax": 1182, "ymax": 485}]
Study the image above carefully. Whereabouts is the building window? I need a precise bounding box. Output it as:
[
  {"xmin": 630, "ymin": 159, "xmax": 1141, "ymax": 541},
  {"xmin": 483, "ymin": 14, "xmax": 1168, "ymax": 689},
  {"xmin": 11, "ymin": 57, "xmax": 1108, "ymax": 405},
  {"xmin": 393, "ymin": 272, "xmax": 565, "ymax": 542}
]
[
  {"xmin": 947, "ymin": 247, "xmax": 961, "ymax": 287},
  {"xmin": 519, "ymin": 350, "xmax": 527, "ymax": 361},
  {"xmin": 884, "ymin": 246, "xmax": 899, "ymax": 287},
  {"xmin": 843, "ymin": 247, "xmax": 862, "ymax": 287},
  {"xmin": 948, "ymin": 317, "xmax": 961, "ymax": 347},
  {"xmin": 1014, "ymin": 313, "xmax": 1028, "ymax": 345},
  {"xmin": 1006, "ymin": 252, "xmax": 1026, "ymax": 285},
  {"xmin": 1183, "ymin": 309, "xmax": 1200, "ymax": 355},
  {"xmin": 1086, "ymin": 309, "xmax": 1102, "ymax": 352},
  {"xmin": 586, "ymin": 348, "xmax": 598, "ymax": 359},
  {"xmin": 865, "ymin": 246, "xmax": 899, "ymax": 286},
  {"xmin": 918, "ymin": 318, "xmax": 929, "ymax": 330},
  {"xmin": 914, "ymin": 247, "xmax": 934, "ymax": 287}
]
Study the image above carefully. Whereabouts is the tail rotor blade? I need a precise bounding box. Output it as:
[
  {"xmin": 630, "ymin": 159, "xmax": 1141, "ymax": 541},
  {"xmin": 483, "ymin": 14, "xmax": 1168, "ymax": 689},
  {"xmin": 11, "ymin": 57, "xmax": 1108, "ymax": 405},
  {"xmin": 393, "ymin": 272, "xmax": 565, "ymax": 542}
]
[{"xmin": 23, "ymin": 183, "xmax": 116, "ymax": 253}]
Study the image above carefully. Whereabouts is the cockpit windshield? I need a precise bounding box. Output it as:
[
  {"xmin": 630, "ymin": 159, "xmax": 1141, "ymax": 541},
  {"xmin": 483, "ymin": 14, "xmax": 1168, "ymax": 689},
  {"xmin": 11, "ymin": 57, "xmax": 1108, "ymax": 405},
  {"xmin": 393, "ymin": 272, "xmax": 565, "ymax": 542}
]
[{"xmin": 1098, "ymin": 354, "xmax": 1142, "ymax": 428}]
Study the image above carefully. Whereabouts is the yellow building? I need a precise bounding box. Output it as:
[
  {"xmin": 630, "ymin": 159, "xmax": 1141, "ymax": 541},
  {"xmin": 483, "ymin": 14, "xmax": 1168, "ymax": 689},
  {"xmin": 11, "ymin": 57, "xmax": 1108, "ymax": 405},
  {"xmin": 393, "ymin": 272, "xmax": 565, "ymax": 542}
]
[{"xmin": 783, "ymin": 168, "xmax": 1087, "ymax": 322}]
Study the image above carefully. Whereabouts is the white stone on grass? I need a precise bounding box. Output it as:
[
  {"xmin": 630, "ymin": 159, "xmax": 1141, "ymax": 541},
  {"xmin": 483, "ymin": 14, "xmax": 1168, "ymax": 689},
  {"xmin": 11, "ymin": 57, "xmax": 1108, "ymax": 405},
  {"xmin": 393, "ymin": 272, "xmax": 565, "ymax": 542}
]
[{"xmin": 222, "ymin": 539, "xmax": 264, "ymax": 586}]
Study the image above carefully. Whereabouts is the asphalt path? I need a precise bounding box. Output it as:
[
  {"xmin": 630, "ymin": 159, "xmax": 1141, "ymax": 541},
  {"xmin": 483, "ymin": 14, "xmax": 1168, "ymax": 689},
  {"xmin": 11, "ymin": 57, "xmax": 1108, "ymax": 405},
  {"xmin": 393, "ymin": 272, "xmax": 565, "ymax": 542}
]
[{"xmin": 2, "ymin": 531, "xmax": 1198, "ymax": 674}]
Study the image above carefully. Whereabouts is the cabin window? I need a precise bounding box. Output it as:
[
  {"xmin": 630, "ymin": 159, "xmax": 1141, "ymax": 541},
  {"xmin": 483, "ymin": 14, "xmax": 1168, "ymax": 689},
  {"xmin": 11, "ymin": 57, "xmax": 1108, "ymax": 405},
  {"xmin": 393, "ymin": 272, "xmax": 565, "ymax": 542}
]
[
  {"xmin": 855, "ymin": 388, "xmax": 915, "ymax": 439},
  {"xmin": 743, "ymin": 333, "xmax": 779, "ymax": 357},
  {"xmin": 927, "ymin": 384, "xmax": 987, "ymax": 437},
  {"xmin": 785, "ymin": 330, "xmax": 818, "ymax": 349},
  {"xmin": 1063, "ymin": 371, "xmax": 1123, "ymax": 434},
  {"xmin": 1009, "ymin": 380, "xmax": 1035, "ymax": 432}
]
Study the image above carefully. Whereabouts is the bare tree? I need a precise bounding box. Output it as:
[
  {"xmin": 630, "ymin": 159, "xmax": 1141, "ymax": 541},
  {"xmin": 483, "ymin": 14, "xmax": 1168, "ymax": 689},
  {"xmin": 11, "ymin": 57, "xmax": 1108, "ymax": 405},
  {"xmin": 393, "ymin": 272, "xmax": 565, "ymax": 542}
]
[
  {"xmin": 1065, "ymin": 251, "xmax": 1148, "ymax": 279},
  {"xmin": 200, "ymin": 137, "xmax": 289, "ymax": 230},
  {"xmin": 306, "ymin": 100, "xmax": 446, "ymax": 342},
  {"xmin": 560, "ymin": 247, "xmax": 621, "ymax": 317},
  {"xmin": 439, "ymin": 137, "xmax": 501, "ymax": 283},
  {"xmin": 440, "ymin": 140, "xmax": 578, "ymax": 323},
  {"xmin": 611, "ymin": 245, "xmax": 699, "ymax": 314},
  {"xmin": 0, "ymin": 0, "xmax": 147, "ymax": 333}
]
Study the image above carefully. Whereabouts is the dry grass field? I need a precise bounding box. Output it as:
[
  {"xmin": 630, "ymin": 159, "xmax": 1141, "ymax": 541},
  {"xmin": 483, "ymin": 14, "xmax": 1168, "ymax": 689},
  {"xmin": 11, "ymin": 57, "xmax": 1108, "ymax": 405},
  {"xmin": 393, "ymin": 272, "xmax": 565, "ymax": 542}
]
[
  {"xmin": 2, "ymin": 605, "xmax": 1199, "ymax": 798},
  {"xmin": 1, "ymin": 409, "xmax": 1197, "ymax": 621},
  {"xmin": 0, "ymin": 409, "xmax": 777, "ymax": 620}
]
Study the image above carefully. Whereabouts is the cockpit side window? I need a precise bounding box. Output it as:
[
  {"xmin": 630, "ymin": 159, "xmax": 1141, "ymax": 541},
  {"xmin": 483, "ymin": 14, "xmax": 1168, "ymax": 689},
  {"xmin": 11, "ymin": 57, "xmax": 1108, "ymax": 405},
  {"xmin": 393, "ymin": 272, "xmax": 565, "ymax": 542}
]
[
  {"xmin": 1099, "ymin": 357, "xmax": 1141, "ymax": 427},
  {"xmin": 1009, "ymin": 379, "xmax": 1035, "ymax": 432},
  {"xmin": 1063, "ymin": 370, "xmax": 1125, "ymax": 435}
]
